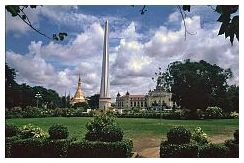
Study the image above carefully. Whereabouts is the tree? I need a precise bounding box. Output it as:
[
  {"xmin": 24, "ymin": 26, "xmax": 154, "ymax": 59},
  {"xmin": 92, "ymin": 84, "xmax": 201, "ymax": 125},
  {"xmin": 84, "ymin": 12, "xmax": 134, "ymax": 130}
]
[
  {"xmin": 225, "ymin": 85, "xmax": 239, "ymax": 112},
  {"xmin": 157, "ymin": 59, "xmax": 233, "ymax": 111},
  {"xmin": 5, "ymin": 63, "xmax": 62, "ymax": 108},
  {"xmin": 73, "ymin": 102, "xmax": 90, "ymax": 110},
  {"xmin": 87, "ymin": 94, "xmax": 100, "ymax": 109},
  {"xmin": 5, "ymin": 5, "xmax": 67, "ymax": 41},
  {"xmin": 5, "ymin": 63, "xmax": 18, "ymax": 107}
]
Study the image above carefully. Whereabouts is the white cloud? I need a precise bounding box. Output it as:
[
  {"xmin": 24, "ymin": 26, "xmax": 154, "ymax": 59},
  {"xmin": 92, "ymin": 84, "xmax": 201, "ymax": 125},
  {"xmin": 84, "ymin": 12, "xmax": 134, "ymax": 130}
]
[{"xmin": 168, "ymin": 11, "xmax": 180, "ymax": 23}]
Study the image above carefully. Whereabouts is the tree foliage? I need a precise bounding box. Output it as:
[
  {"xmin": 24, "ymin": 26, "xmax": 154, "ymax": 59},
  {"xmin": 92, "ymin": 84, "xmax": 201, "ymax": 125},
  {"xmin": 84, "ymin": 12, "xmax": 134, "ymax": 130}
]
[
  {"xmin": 5, "ymin": 63, "xmax": 62, "ymax": 108},
  {"xmin": 87, "ymin": 94, "xmax": 100, "ymax": 109},
  {"xmin": 156, "ymin": 60, "xmax": 233, "ymax": 111}
]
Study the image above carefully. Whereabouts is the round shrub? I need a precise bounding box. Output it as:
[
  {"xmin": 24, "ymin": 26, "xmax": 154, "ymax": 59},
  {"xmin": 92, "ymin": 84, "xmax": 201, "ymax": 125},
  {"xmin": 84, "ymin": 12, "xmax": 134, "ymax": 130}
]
[
  {"xmin": 101, "ymin": 125, "xmax": 123, "ymax": 142},
  {"xmin": 167, "ymin": 126, "xmax": 191, "ymax": 144},
  {"xmin": 205, "ymin": 106, "xmax": 223, "ymax": 119},
  {"xmin": 6, "ymin": 124, "xmax": 19, "ymax": 137},
  {"xmin": 48, "ymin": 124, "xmax": 69, "ymax": 139}
]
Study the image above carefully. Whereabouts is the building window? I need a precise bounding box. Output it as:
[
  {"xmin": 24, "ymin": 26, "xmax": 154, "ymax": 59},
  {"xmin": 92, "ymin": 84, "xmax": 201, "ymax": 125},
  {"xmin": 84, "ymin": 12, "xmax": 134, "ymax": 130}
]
[
  {"xmin": 145, "ymin": 102, "xmax": 147, "ymax": 107},
  {"xmin": 122, "ymin": 102, "xmax": 123, "ymax": 107},
  {"xmin": 141, "ymin": 101, "xmax": 143, "ymax": 107},
  {"xmin": 131, "ymin": 102, "xmax": 133, "ymax": 107},
  {"xmin": 138, "ymin": 101, "xmax": 139, "ymax": 106},
  {"xmin": 134, "ymin": 102, "xmax": 136, "ymax": 106}
]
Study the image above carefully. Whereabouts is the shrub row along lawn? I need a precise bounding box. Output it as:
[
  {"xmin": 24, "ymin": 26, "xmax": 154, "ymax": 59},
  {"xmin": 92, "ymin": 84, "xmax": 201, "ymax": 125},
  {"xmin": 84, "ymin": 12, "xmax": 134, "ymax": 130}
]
[{"xmin": 6, "ymin": 117, "xmax": 238, "ymax": 153}]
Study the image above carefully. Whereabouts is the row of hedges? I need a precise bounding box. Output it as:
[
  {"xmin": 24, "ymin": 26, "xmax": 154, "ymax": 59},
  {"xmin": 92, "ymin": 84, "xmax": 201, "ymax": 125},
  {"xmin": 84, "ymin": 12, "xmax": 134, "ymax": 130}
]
[
  {"xmin": 160, "ymin": 142, "xmax": 238, "ymax": 158},
  {"xmin": 6, "ymin": 107, "xmax": 93, "ymax": 119},
  {"xmin": 160, "ymin": 126, "xmax": 239, "ymax": 158},
  {"xmin": 6, "ymin": 138, "xmax": 133, "ymax": 158},
  {"xmin": 6, "ymin": 112, "xmax": 133, "ymax": 158},
  {"xmin": 6, "ymin": 106, "xmax": 238, "ymax": 120}
]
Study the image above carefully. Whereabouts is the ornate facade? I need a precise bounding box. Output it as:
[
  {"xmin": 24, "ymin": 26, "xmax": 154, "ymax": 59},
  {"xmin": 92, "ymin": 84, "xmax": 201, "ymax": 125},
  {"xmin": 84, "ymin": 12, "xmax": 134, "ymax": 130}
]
[
  {"xmin": 116, "ymin": 91, "xmax": 147, "ymax": 110},
  {"xmin": 116, "ymin": 87, "xmax": 173, "ymax": 110}
]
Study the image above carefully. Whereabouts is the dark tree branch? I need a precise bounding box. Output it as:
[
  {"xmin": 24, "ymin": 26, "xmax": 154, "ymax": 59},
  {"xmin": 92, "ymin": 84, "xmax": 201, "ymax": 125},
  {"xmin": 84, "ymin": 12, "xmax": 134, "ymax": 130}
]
[
  {"xmin": 177, "ymin": 5, "xmax": 196, "ymax": 40},
  {"xmin": 16, "ymin": 12, "xmax": 52, "ymax": 40}
]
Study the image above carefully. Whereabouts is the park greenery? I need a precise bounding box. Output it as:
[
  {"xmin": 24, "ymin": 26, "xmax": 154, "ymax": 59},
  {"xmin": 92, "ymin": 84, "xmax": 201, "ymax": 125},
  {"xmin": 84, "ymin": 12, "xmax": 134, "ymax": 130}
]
[
  {"xmin": 5, "ymin": 115, "xmax": 238, "ymax": 157},
  {"xmin": 6, "ymin": 112, "xmax": 133, "ymax": 158},
  {"xmin": 160, "ymin": 126, "xmax": 238, "ymax": 158}
]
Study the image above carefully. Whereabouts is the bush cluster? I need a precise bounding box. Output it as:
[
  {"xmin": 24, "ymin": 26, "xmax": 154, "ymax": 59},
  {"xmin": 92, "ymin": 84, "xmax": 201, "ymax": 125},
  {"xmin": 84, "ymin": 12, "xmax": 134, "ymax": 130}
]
[
  {"xmin": 160, "ymin": 126, "xmax": 239, "ymax": 158},
  {"xmin": 20, "ymin": 124, "xmax": 48, "ymax": 139},
  {"xmin": 6, "ymin": 113, "xmax": 133, "ymax": 158},
  {"xmin": 205, "ymin": 107, "xmax": 223, "ymax": 119},
  {"xmin": 191, "ymin": 127, "xmax": 209, "ymax": 145},
  {"xmin": 48, "ymin": 124, "xmax": 69, "ymax": 139},
  {"xmin": 6, "ymin": 106, "xmax": 238, "ymax": 120},
  {"xmin": 6, "ymin": 107, "xmax": 94, "ymax": 119},
  {"xmin": 85, "ymin": 112, "xmax": 124, "ymax": 142},
  {"xmin": 167, "ymin": 126, "xmax": 191, "ymax": 144}
]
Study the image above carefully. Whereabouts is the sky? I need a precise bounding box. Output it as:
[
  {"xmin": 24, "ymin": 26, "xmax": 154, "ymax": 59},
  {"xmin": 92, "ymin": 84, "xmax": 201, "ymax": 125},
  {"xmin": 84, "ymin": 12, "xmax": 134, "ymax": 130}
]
[{"xmin": 5, "ymin": 5, "xmax": 239, "ymax": 102}]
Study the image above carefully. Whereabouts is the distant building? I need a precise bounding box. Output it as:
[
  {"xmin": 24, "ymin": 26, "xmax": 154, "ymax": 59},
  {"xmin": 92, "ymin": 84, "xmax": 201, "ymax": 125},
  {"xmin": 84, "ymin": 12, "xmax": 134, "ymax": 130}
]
[
  {"xmin": 116, "ymin": 87, "xmax": 174, "ymax": 111},
  {"xmin": 146, "ymin": 86, "xmax": 174, "ymax": 111},
  {"xmin": 116, "ymin": 91, "xmax": 147, "ymax": 110},
  {"xmin": 70, "ymin": 74, "xmax": 86, "ymax": 105}
]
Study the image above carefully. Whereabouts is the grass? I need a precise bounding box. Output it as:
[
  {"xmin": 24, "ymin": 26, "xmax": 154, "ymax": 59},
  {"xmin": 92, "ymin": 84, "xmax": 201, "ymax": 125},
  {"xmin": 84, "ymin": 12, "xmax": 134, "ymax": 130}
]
[{"xmin": 6, "ymin": 117, "xmax": 238, "ymax": 155}]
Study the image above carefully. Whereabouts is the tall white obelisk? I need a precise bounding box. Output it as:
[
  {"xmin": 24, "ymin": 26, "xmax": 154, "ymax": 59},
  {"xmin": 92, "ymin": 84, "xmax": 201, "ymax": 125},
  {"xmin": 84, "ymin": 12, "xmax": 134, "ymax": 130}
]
[{"xmin": 99, "ymin": 20, "xmax": 111, "ymax": 110}]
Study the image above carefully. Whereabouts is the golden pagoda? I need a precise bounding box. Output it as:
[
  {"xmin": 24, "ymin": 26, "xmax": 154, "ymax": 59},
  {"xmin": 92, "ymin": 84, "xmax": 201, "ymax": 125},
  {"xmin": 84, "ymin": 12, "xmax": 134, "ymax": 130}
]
[{"xmin": 70, "ymin": 74, "xmax": 86, "ymax": 104}]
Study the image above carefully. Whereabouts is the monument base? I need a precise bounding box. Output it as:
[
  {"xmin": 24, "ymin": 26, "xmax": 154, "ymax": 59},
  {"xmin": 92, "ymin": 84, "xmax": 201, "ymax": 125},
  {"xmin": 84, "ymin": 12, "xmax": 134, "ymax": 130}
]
[{"xmin": 99, "ymin": 98, "xmax": 111, "ymax": 110}]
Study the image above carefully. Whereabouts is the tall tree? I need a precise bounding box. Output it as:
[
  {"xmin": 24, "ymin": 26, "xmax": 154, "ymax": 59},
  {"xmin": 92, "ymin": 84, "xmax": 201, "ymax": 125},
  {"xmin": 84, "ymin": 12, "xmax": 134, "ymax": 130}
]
[
  {"xmin": 157, "ymin": 59, "xmax": 233, "ymax": 111},
  {"xmin": 87, "ymin": 94, "xmax": 100, "ymax": 109}
]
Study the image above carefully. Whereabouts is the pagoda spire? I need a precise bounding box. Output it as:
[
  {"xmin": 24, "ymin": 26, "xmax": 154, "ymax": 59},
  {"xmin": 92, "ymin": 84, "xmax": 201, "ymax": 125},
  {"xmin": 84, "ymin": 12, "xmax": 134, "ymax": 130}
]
[{"xmin": 70, "ymin": 74, "xmax": 86, "ymax": 104}]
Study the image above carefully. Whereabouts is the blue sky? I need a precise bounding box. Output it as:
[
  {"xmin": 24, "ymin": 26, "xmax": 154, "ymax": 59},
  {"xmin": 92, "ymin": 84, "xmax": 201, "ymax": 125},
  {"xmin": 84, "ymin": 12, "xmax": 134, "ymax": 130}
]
[{"xmin": 5, "ymin": 5, "xmax": 239, "ymax": 101}]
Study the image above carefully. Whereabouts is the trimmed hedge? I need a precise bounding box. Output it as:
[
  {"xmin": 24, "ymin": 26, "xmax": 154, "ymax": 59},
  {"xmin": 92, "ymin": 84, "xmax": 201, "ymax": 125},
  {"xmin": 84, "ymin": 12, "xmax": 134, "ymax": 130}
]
[
  {"xmin": 234, "ymin": 129, "xmax": 239, "ymax": 143},
  {"xmin": 160, "ymin": 141, "xmax": 198, "ymax": 158},
  {"xmin": 48, "ymin": 124, "xmax": 69, "ymax": 139},
  {"xmin": 225, "ymin": 140, "xmax": 239, "ymax": 158},
  {"xmin": 167, "ymin": 126, "xmax": 191, "ymax": 144},
  {"xmin": 6, "ymin": 138, "xmax": 133, "ymax": 158},
  {"xmin": 68, "ymin": 139, "xmax": 133, "ymax": 158},
  {"xmin": 5, "ymin": 124, "xmax": 19, "ymax": 137},
  {"xmin": 7, "ymin": 138, "xmax": 71, "ymax": 158},
  {"xmin": 199, "ymin": 144, "xmax": 228, "ymax": 158}
]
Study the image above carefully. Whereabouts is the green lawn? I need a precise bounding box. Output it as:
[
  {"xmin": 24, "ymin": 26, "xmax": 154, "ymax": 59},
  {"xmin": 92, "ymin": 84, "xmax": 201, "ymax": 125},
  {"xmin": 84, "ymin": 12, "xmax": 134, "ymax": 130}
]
[{"xmin": 6, "ymin": 117, "xmax": 238, "ymax": 154}]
